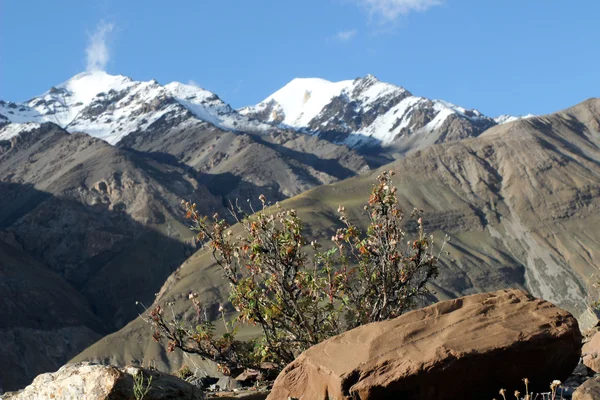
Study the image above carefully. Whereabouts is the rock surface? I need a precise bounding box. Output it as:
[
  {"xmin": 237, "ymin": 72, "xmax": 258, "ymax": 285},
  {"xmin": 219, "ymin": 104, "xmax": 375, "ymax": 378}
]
[
  {"xmin": 583, "ymin": 331, "xmax": 600, "ymax": 373},
  {"xmin": 573, "ymin": 376, "xmax": 600, "ymax": 400},
  {"xmin": 2, "ymin": 362, "xmax": 204, "ymax": 400},
  {"xmin": 267, "ymin": 289, "xmax": 582, "ymax": 400}
]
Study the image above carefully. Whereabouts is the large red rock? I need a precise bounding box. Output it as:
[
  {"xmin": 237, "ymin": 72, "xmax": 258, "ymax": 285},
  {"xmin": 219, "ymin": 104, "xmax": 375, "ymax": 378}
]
[{"xmin": 267, "ymin": 289, "xmax": 581, "ymax": 400}]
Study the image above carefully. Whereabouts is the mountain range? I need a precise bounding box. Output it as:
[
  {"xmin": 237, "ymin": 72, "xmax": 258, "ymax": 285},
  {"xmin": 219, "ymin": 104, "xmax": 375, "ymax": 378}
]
[
  {"xmin": 72, "ymin": 98, "xmax": 600, "ymax": 382},
  {"xmin": 2, "ymin": 70, "xmax": 594, "ymax": 393}
]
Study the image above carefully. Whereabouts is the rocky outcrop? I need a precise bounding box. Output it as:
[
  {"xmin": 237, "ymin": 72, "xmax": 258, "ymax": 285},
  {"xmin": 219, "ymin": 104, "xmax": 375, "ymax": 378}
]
[
  {"xmin": 267, "ymin": 289, "xmax": 581, "ymax": 400},
  {"xmin": 3, "ymin": 362, "xmax": 204, "ymax": 400},
  {"xmin": 573, "ymin": 377, "xmax": 600, "ymax": 400}
]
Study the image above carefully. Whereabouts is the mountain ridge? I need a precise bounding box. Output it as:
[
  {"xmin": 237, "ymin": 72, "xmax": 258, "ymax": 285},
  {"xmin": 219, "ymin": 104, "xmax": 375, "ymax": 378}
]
[
  {"xmin": 240, "ymin": 74, "xmax": 534, "ymax": 150},
  {"xmin": 0, "ymin": 70, "xmax": 272, "ymax": 145},
  {"xmin": 1, "ymin": 71, "xmax": 532, "ymax": 151}
]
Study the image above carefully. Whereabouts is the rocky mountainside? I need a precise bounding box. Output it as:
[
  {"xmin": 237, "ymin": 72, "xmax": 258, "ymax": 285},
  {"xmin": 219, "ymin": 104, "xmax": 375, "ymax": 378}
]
[
  {"xmin": 6, "ymin": 291, "xmax": 585, "ymax": 399},
  {"xmin": 73, "ymin": 98, "xmax": 600, "ymax": 377},
  {"xmin": 0, "ymin": 70, "xmax": 575, "ymax": 392},
  {"xmin": 0, "ymin": 71, "xmax": 374, "ymax": 203},
  {"xmin": 0, "ymin": 122, "xmax": 226, "ymax": 391},
  {"xmin": 0, "ymin": 72, "xmax": 536, "ymax": 208},
  {"xmin": 240, "ymin": 75, "xmax": 531, "ymax": 153},
  {"xmin": 0, "ymin": 237, "xmax": 104, "ymax": 393},
  {"xmin": 117, "ymin": 118, "xmax": 372, "ymax": 202}
]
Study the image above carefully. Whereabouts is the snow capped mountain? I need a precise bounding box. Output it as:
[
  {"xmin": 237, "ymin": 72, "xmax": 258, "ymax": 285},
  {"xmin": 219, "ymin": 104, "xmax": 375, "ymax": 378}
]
[
  {"xmin": 494, "ymin": 114, "xmax": 536, "ymax": 125},
  {"xmin": 0, "ymin": 71, "xmax": 271, "ymax": 144},
  {"xmin": 244, "ymin": 77, "xmax": 356, "ymax": 127},
  {"xmin": 240, "ymin": 75, "xmax": 497, "ymax": 149},
  {"xmin": 0, "ymin": 71, "xmax": 532, "ymax": 154}
]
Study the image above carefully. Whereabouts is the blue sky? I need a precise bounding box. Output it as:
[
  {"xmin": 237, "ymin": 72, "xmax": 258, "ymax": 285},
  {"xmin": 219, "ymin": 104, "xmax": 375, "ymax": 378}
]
[{"xmin": 1, "ymin": 0, "xmax": 598, "ymax": 117}]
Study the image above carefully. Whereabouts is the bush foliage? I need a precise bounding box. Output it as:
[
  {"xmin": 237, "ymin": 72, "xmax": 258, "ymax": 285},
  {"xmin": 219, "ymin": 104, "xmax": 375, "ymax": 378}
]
[{"xmin": 145, "ymin": 171, "xmax": 448, "ymax": 373}]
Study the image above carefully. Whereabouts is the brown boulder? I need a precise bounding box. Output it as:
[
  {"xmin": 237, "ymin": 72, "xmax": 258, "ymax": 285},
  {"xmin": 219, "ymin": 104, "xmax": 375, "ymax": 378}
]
[
  {"xmin": 573, "ymin": 377, "xmax": 600, "ymax": 400},
  {"xmin": 583, "ymin": 331, "xmax": 600, "ymax": 373},
  {"xmin": 235, "ymin": 369, "xmax": 263, "ymax": 385},
  {"xmin": 267, "ymin": 289, "xmax": 581, "ymax": 400},
  {"xmin": 3, "ymin": 362, "xmax": 204, "ymax": 399}
]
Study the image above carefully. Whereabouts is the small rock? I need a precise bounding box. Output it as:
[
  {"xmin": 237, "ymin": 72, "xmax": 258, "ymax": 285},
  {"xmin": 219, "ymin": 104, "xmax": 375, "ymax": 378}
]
[
  {"xmin": 235, "ymin": 369, "xmax": 263, "ymax": 385},
  {"xmin": 583, "ymin": 332, "xmax": 600, "ymax": 373},
  {"xmin": 217, "ymin": 376, "xmax": 243, "ymax": 391},
  {"xmin": 573, "ymin": 376, "xmax": 600, "ymax": 400},
  {"xmin": 258, "ymin": 363, "xmax": 279, "ymax": 381},
  {"xmin": 192, "ymin": 376, "xmax": 219, "ymax": 389},
  {"xmin": 209, "ymin": 389, "xmax": 269, "ymax": 399}
]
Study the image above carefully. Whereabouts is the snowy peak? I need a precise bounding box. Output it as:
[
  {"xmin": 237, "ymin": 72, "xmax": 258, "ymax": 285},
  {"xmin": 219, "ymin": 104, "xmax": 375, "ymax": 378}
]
[
  {"xmin": 241, "ymin": 75, "xmax": 495, "ymax": 148},
  {"xmin": 240, "ymin": 75, "xmax": 411, "ymax": 130},
  {"xmin": 0, "ymin": 71, "xmax": 270, "ymax": 144},
  {"xmin": 2, "ymin": 71, "xmax": 531, "ymax": 152},
  {"xmin": 494, "ymin": 114, "xmax": 536, "ymax": 125},
  {"xmin": 258, "ymin": 77, "xmax": 353, "ymax": 127},
  {"xmin": 348, "ymin": 74, "xmax": 410, "ymax": 107},
  {"xmin": 52, "ymin": 71, "xmax": 134, "ymax": 104}
]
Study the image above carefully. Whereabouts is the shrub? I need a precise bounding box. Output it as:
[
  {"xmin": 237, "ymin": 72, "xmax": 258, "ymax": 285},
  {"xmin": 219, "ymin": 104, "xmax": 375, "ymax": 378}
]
[
  {"xmin": 132, "ymin": 370, "xmax": 152, "ymax": 400},
  {"xmin": 144, "ymin": 170, "xmax": 448, "ymax": 373},
  {"xmin": 332, "ymin": 171, "xmax": 445, "ymax": 327},
  {"xmin": 176, "ymin": 364, "xmax": 194, "ymax": 380}
]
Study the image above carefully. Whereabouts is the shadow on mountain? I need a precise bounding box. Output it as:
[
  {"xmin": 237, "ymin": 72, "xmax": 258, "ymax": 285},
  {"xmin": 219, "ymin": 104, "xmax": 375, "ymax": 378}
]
[
  {"xmin": 526, "ymin": 118, "xmax": 600, "ymax": 166},
  {"xmin": 249, "ymin": 133, "xmax": 370, "ymax": 179},
  {"xmin": 0, "ymin": 232, "xmax": 105, "ymax": 393},
  {"xmin": 122, "ymin": 149, "xmax": 283, "ymax": 210},
  {"xmin": 0, "ymin": 181, "xmax": 211, "ymax": 391},
  {"xmin": 0, "ymin": 185, "xmax": 52, "ymax": 228},
  {"xmin": 0, "ymin": 181, "xmax": 199, "ymax": 329}
]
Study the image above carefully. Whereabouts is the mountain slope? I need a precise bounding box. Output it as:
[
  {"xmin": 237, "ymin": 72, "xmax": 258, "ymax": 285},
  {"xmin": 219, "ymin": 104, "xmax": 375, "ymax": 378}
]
[
  {"xmin": 0, "ymin": 122, "xmax": 232, "ymax": 389},
  {"xmin": 74, "ymin": 98, "xmax": 600, "ymax": 375},
  {"xmin": 118, "ymin": 119, "xmax": 372, "ymax": 202},
  {"xmin": 0, "ymin": 237, "xmax": 104, "ymax": 392},
  {"xmin": 0, "ymin": 123, "xmax": 223, "ymax": 325},
  {"xmin": 240, "ymin": 75, "xmax": 498, "ymax": 152}
]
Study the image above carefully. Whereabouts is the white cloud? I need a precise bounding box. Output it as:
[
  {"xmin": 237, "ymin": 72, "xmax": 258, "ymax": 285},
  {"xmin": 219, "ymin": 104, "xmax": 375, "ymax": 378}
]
[
  {"xmin": 86, "ymin": 21, "xmax": 114, "ymax": 72},
  {"xmin": 335, "ymin": 29, "xmax": 358, "ymax": 41},
  {"xmin": 187, "ymin": 80, "xmax": 200, "ymax": 87},
  {"xmin": 356, "ymin": 0, "xmax": 442, "ymax": 21}
]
